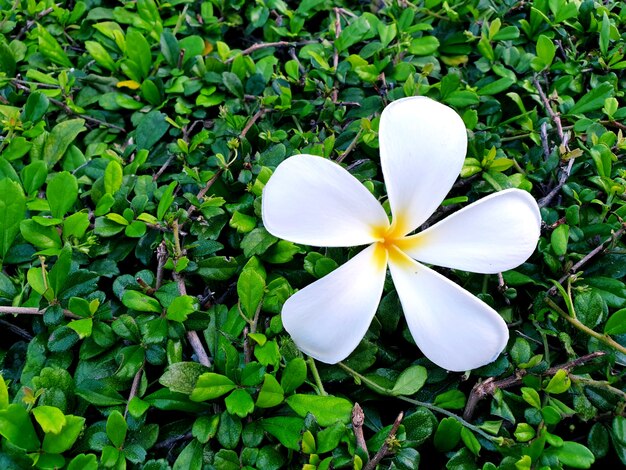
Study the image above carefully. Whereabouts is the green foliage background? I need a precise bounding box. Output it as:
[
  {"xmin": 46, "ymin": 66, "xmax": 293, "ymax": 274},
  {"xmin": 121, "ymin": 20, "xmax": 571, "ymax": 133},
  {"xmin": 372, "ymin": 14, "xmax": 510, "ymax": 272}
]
[{"xmin": 1, "ymin": 0, "xmax": 626, "ymax": 468}]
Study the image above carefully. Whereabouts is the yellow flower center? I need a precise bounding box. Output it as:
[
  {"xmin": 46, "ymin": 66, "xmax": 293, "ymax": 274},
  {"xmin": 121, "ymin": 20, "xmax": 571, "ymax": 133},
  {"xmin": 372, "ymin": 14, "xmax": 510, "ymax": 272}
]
[{"xmin": 372, "ymin": 215, "xmax": 416, "ymax": 268}]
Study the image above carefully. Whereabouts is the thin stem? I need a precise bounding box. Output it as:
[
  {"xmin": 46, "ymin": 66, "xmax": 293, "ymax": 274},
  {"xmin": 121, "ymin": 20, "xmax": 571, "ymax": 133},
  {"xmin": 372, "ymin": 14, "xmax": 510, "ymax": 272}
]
[
  {"xmin": 225, "ymin": 41, "xmax": 291, "ymax": 63},
  {"xmin": 336, "ymin": 128, "xmax": 363, "ymax": 163},
  {"xmin": 352, "ymin": 403, "xmax": 368, "ymax": 459},
  {"xmin": 337, "ymin": 362, "xmax": 499, "ymax": 443},
  {"xmin": 545, "ymin": 297, "xmax": 626, "ymax": 355},
  {"xmin": 571, "ymin": 375, "xmax": 626, "ymax": 402},
  {"xmin": 548, "ymin": 226, "xmax": 626, "ymax": 295},
  {"xmin": 0, "ymin": 306, "xmax": 79, "ymax": 319},
  {"xmin": 307, "ymin": 356, "xmax": 327, "ymax": 396}
]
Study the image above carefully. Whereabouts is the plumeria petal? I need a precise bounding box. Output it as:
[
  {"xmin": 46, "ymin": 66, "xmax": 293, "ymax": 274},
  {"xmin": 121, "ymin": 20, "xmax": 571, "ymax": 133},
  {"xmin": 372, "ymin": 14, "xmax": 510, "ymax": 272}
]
[
  {"xmin": 379, "ymin": 96, "xmax": 467, "ymax": 235},
  {"xmin": 282, "ymin": 244, "xmax": 388, "ymax": 364},
  {"xmin": 262, "ymin": 154, "xmax": 389, "ymax": 247},
  {"xmin": 388, "ymin": 250, "xmax": 509, "ymax": 371},
  {"xmin": 398, "ymin": 189, "xmax": 541, "ymax": 274}
]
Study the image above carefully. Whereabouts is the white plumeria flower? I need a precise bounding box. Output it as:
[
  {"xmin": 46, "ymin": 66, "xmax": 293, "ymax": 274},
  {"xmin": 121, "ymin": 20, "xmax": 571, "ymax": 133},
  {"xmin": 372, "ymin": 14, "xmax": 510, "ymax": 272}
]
[{"xmin": 261, "ymin": 96, "xmax": 541, "ymax": 372}]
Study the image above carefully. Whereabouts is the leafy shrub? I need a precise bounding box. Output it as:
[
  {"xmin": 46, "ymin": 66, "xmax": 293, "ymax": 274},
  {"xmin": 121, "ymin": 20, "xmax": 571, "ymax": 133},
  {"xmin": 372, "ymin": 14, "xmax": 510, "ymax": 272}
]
[{"xmin": 1, "ymin": 0, "xmax": 626, "ymax": 468}]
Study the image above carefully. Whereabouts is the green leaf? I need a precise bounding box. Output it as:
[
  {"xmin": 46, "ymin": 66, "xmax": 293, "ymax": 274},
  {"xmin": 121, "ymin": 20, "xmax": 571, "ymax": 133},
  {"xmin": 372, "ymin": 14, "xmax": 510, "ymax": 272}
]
[
  {"xmin": 286, "ymin": 394, "xmax": 352, "ymax": 426},
  {"xmin": 256, "ymin": 374, "xmax": 284, "ymax": 408},
  {"xmin": 157, "ymin": 181, "xmax": 177, "ymax": 220},
  {"xmin": 33, "ymin": 406, "xmax": 66, "ymax": 434},
  {"xmin": 75, "ymin": 381, "xmax": 126, "ymax": 406},
  {"xmin": 67, "ymin": 454, "xmax": 98, "ymax": 470},
  {"xmin": 225, "ymin": 389, "xmax": 255, "ymax": 418},
  {"xmin": 104, "ymin": 160, "xmax": 123, "ymax": 195},
  {"xmin": 37, "ymin": 24, "xmax": 72, "ymax": 67},
  {"xmin": 604, "ymin": 308, "xmax": 626, "ymax": 335},
  {"xmin": 222, "ymin": 72, "xmax": 244, "ymax": 98},
  {"xmin": 521, "ymin": 387, "xmax": 541, "ymax": 409},
  {"xmin": 0, "ymin": 178, "xmax": 26, "ymax": 258},
  {"xmin": 551, "ymin": 224, "xmax": 569, "ymax": 256},
  {"xmin": 42, "ymin": 414, "xmax": 85, "ymax": 453},
  {"xmin": 47, "ymin": 171, "xmax": 78, "ymax": 220},
  {"xmin": 551, "ymin": 441, "xmax": 595, "ymax": 468},
  {"xmin": 545, "ymin": 369, "xmax": 571, "ymax": 394},
  {"xmin": 21, "ymin": 160, "xmax": 48, "ymax": 195},
  {"xmin": 433, "ymin": 389, "xmax": 466, "ymax": 409},
  {"xmin": 22, "ymin": 91, "xmax": 50, "ymax": 122},
  {"xmin": 0, "ymin": 38, "xmax": 16, "ymax": 76},
  {"xmin": 106, "ymin": 410, "xmax": 127, "ymax": 448},
  {"xmin": 122, "ymin": 290, "xmax": 162, "ymax": 313},
  {"xmin": 0, "ymin": 375, "xmax": 8, "ymax": 410},
  {"xmin": 85, "ymin": 41, "xmax": 117, "ymax": 71},
  {"xmin": 125, "ymin": 30, "xmax": 152, "ymax": 80},
  {"xmin": 173, "ymin": 439, "xmax": 203, "ymax": 470},
  {"xmin": 0, "ymin": 404, "xmax": 41, "ymax": 451},
  {"xmin": 391, "ymin": 365, "xmax": 427, "ymax": 396},
  {"xmin": 20, "ymin": 219, "xmax": 62, "ymax": 250},
  {"xmin": 535, "ymin": 35, "xmax": 555, "ymax": 69},
  {"xmin": 568, "ymin": 82, "xmax": 614, "ymax": 115},
  {"xmin": 261, "ymin": 416, "xmax": 304, "ymax": 451},
  {"xmin": 197, "ymin": 256, "xmax": 239, "ymax": 281},
  {"xmin": 335, "ymin": 15, "xmax": 372, "ymax": 51},
  {"xmin": 434, "ymin": 417, "xmax": 462, "ymax": 452},
  {"xmin": 237, "ymin": 267, "xmax": 265, "ymax": 319},
  {"xmin": 229, "ymin": 211, "xmax": 256, "ymax": 233},
  {"xmin": 190, "ymin": 373, "xmax": 237, "ymax": 401},
  {"xmin": 160, "ymin": 30, "xmax": 180, "ymax": 67},
  {"xmin": 43, "ymin": 119, "xmax": 86, "ymax": 167},
  {"xmin": 160, "ymin": 361, "xmax": 209, "ymax": 394},
  {"xmin": 408, "ymin": 36, "xmax": 440, "ymax": 55},
  {"xmin": 192, "ymin": 415, "xmax": 219, "ymax": 444},
  {"xmin": 281, "ymin": 357, "xmax": 307, "ymax": 394},
  {"xmin": 67, "ymin": 318, "xmax": 93, "ymax": 338},
  {"xmin": 460, "ymin": 427, "xmax": 481, "ymax": 456},
  {"xmin": 136, "ymin": 111, "xmax": 169, "ymax": 150},
  {"xmin": 240, "ymin": 227, "xmax": 278, "ymax": 257},
  {"xmin": 166, "ymin": 295, "xmax": 196, "ymax": 322}
]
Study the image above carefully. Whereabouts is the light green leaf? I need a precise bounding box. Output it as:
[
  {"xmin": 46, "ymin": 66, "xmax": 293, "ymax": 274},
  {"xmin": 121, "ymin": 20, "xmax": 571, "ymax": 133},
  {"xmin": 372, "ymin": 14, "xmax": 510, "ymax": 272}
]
[
  {"xmin": 33, "ymin": 406, "xmax": 67, "ymax": 434},
  {"xmin": 0, "ymin": 178, "xmax": 26, "ymax": 258},
  {"xmin": 37, "ymin": 24, "xmax": 72, "ymax": 67},
  {"xmin": 286, "ymin": 394, "xmax": 352, "ymax": 426},
  {"xmin": 122, "ymin": 290, "xmax": 162, "ymax": 313},
  {"xmin": 166, "ymin": 295, "xmax": 196, "ymax": 322},
  {"xmin": 0, "ymin": 404, "xmax": 41, "ymax": 451},
  {"xmin": 43, "ymin": 119, "xmax": 86, "ymax": 167},
  {"xmin": 42, "ymin": 414, "xmax": 85, "ymax": 453},
  {"xmin": 47, "ymin": 171, "xmax": 78, "ymax": 219},
  {"xmin": 391, "ymin": 365, "xmax": 427, "ymax": 396},
  {"xmin": 106, "ymin": 410, "xmax": 127, "ymax": 448},
  {"xmin": 190, "ymin": 373, "xmax": 237, "ymax": 401},
  {"xmin": 104, "ymin": 160, "xmax": 123, "ymax": 194},
  {"xmin": 255, "ymin": 374, "xmax": 284, "ymax": 408}
]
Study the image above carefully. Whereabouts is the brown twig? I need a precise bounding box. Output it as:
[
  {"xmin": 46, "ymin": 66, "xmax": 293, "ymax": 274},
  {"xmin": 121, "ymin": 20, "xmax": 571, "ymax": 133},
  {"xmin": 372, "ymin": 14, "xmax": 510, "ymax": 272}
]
[
  {"xmin": 186, "ymin": 170, "xmax": 223, "ymax": 219},
  {"xmin": 225, "ymin": 41, "xmax": 291, "ymax": 63},
  {"xmin": 538, "ymin": 158, "xmax": 574, "ymax": 208},
  {"xmin": 240, "ymin": 108, "xmax": 266, "ymax": 139},
  {"xmin": 13, "ymin": 80, "xmax": 126, "ymax": 132},
  {"xmin": 154, "ymin": 432, "xmax": 193, "ymax": 449},
  {"xmin": 547, "ymin": 225, "xmax": 626, "ymax": 295},
  {"xmin": 153, "ymin": 155, "xmax": 176, "ymax": 182},
  {"xmin": 155, "ymin": 241, "xmax": 168, "ymax": 290},
  {"xmin": 171, "ymin": 221, "xmax": 211, "ymax": 368},
  {"xmin": 363, "ymin": 412, "xmax": 403, "ymax": 470},
  {"xmin": 124, "ymin": 365, "xmax": 144, "ymax": 418},
  {"xmin": 533, "ymin": 76, "xmax": 564, "ymax": 143},
  {"xmin": 0, "ymin": 306, "xmax": 80, "ymax": 319},
  {"xmin": 352, "ymin": 403, "xmax": 368, "ymax": 460},
  {"xmin": 331, "ymin": 8, "xmax": 341, "ymax": 103},
  {"xmin": 0, "ymin": 318, "xmax": 33, "ymax": 340},
  {"xmin": 463, "ymin": 351, "xmax": 606, "ymax": 420},
  {"xmin": 336, "ymin": 128, "xmax": 362, "ymax": 163}
]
